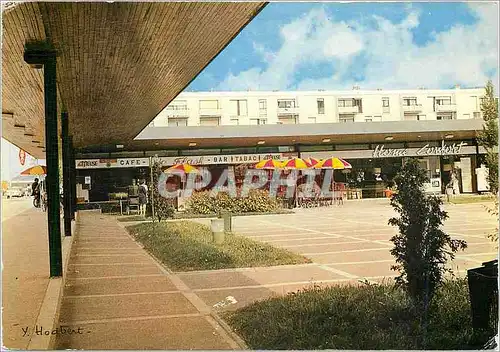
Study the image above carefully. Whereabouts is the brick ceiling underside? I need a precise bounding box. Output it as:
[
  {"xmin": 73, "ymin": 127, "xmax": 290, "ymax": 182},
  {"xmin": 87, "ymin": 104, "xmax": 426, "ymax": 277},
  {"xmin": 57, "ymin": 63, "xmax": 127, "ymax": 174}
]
[{"xmin": 1, "ymin": 2, "xmax": 266, "ymax": 159}]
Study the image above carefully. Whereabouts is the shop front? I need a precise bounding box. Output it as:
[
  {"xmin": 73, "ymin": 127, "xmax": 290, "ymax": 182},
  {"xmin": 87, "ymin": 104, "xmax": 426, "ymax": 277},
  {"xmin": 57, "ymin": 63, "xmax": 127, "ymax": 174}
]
[
  {"xmin": 302, "ymin": 140, "xmax": 486, "ymax": 198},
  {"xmin": 75, "ymin": 158, "xmax": 150, "ymax": 202}
]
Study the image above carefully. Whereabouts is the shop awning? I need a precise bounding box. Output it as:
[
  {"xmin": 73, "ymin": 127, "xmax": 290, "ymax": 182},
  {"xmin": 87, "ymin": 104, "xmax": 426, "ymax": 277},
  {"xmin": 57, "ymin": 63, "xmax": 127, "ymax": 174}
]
[{"xmin": 2, "ymin": 2, "xmax": 266, "ymax": 158}]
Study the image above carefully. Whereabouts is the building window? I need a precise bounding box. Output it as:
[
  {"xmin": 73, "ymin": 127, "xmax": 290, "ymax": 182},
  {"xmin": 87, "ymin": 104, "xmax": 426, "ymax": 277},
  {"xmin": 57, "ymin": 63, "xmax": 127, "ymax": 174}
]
[
  {"xmin": 339, "ymin": 114, "xmax": 354, "ymax": 123},
  {"xmin": 249, "ymin": 118, "xmax": 267, "ymax": 125},
  {"xmin": 230, "ymin": 118, "xmax": 239, "ymax": 125},
  {"xmin": 259, "ymin": 99, "xmax": 267, "ymax": 110},
  {"xmin": 167, "ymin": 100, "xmax": 188, "ymax": 110},
  {"xmin": 404, "ymin": 114, "xmax": 419, "ymax": 121},
  {"xmin": 278, "ymin": 116, "xmax": 297, "ymax": 124},
  {"xmin": 199, "ymin": 100, "xmax": 219, "ymax": 110},
  {"xmin": 199, "ymin": 117, "xmax": 220, "ymax": 126},
  {"xmin": 278, "ymin": 99, "xmax": 296, "ymax": 109},
  {"xmin": 168, "ymin": 118, "xmax": 188, "ymax": 127},
  {"xmin": 365, "ymin": 119, "xmax": 372, "ymax": 122},
  {"xmin": 317, "ymin": 98, "xmax": 325, "ymax": 114},
  {"xmin": 338, "ymin": 98, "xmax": 362, "ymax": 112},
  {"xmin": 309, "ymin": 117, "xmax": 316, "ymax": 124},
  {"xmin": 436, "ymin": 97, "xmax": 452, "ymax": 105},
  {"xmin": 473, "ymin": 112, "xmax": 481, "ymax": 119},
  {"xmin": 463, "ymin": 114, "xmax": 471, "ymax": 119},
  {"xmin": 437, "ymin": 112, "xmax": 455, "ymax": 120},
  {"xmin": 403, "ymin": 97, "xmax": 418, "ymax": 106},
  {"xmin": 231, "ymin": 99, "xmax": 247, "ymax": 116},
  {"xmin": 382, "ymin": 97, "xmax": 390, "ymax": 113}
]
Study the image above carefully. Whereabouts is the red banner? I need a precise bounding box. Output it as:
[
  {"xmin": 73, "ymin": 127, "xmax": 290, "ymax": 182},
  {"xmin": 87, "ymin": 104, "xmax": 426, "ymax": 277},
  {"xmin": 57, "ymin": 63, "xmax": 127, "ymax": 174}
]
[{"xmin": 19, "ymin": 149, "xmax": 26, "ymax": 166}]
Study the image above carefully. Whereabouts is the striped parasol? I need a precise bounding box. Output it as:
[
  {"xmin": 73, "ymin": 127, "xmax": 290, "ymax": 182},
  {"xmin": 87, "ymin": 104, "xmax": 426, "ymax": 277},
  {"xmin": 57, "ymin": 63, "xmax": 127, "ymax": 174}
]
[
  {"xmin": 281, "ymin": 158, "xmax": 312, "ymax": 169},
  {"xmin": 255, "ymin": 159, "xmax": 283, "ymax": 169},
  {"xmin": 164, "ymin": 163, "xmax": 200, "ymax": 174},
  {"xmin": 314, "ymin": 157, "xmax": 352, "ymax": 169},
  {"xmin": 305, "ymin": 157, "xmax": 322, "ymax": 167}
]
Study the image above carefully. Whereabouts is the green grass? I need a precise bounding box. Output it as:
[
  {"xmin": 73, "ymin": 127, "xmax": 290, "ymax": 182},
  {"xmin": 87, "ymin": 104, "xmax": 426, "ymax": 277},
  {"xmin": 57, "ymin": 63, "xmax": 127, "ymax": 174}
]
[
  {"xmin": 126, "ymin": 221, "xmax": 311, "ymax": 271},
  {"xmin": 224, "ymin": 279, "xmax": 491, "ymax": 350},
  {"xmin": 447, "ymin": 194, "xmax": 497, "ymax": 204}
]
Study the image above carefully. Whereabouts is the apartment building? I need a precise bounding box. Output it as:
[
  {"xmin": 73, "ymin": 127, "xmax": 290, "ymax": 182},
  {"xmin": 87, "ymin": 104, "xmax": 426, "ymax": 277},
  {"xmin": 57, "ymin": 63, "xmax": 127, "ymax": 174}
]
[
  {"xmin": 75, "ymin": 86, "xmax": 491, "ymax": 202},
  {"xmin": 149, "ymin": 86, "xmax": 486, "ymax": 127}
]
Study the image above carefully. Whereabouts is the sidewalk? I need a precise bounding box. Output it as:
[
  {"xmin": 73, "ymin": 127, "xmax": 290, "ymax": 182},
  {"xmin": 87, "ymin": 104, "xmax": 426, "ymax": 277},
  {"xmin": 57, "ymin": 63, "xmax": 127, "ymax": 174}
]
[
  {"xmin": 2, "ymin": 204, "xmax": 49, "ymax": 349},
  {"xmin": 55, "ymin": 211, "xmax": 242, "ymax": 350}
]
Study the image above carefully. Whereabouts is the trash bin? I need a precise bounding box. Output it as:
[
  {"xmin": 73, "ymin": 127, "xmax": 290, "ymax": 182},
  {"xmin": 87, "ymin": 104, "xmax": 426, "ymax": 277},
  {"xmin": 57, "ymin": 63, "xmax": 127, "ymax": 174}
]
[
  {"xmin": 211, "ymin": 218, "xmax": 225, "ymax": 244},
  {"xmin": 467, "ymin": 259, "xmax": 498, "ymax": 333}
]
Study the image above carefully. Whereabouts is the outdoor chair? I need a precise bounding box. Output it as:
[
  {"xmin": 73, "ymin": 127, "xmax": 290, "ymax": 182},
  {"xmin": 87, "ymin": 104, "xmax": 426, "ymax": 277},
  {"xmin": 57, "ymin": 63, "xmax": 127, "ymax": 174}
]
[{"xmin": 127, "ymin": 196, "xmax": 140, "ymax": 215}]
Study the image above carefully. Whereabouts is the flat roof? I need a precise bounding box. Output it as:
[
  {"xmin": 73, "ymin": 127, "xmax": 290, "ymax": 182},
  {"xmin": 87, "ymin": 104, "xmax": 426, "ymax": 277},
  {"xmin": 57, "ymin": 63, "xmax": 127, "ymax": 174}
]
[
  {"xmin": 2, "ymin": 2, "xmax": 266, "ymax": 158},
  {"xmin": 76, "ymin": 119, "xmax": 484, "ymax": 152}
]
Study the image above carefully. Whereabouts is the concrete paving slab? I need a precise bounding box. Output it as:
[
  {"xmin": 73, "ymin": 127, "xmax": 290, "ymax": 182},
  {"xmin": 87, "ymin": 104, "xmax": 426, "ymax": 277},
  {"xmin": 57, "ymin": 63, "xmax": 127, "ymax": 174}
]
[
  {"xmin": 59, "ymin": 292, "xmax": 197, "ymax": 323},
  {"xmin": 280, "ymin": 237, "xmax": 367, "ymax": 246},
  {"xmin": 177, "ymin": 271, "xmax": 262, "ymax": 290},
  {"xmin": 55, "ymin": 316, "xmax": 232, "ymax": 350},
  {"xmin": 300, "ymin": 241, "xmax": 391, "ymax": 255},
  {"xmin": 197, "ymin": 286, "xmax": 278, "ymax": 311},
  {"xmin": 66, "ymin": 264, "xmax": 161, "ymax": 278},
  {"xmin": 64, "ymin": 276, "xmax": 178, "ymax": 296},
  {"xmin": 310, "ymin": 248, "xmax": 394, "ymax": 264},
  {"xmin": 327, "ymin": 262, "xmax": 397, "ymax": 278},
  {"xmin": 71, "ymin": 254, "xmax": 153, "ymax": 264},
  {"xmin": 243, "ymin": 265, "xmax": 348, "ymax": 284}
]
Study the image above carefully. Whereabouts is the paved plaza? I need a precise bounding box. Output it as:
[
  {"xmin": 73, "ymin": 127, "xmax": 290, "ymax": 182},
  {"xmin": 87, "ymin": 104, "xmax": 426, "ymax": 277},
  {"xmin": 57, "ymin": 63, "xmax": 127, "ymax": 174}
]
[{"xmin": 187, "ymin": 199, "xmax": 498, "ymax": 311}]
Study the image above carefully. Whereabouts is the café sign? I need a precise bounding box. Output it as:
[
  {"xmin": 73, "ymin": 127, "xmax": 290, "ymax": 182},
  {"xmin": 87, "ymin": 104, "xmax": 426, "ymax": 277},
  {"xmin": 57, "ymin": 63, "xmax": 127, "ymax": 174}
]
[
  {"xmin": 373, "ymin": 141, "xmax": 467, "ymax": 158},
  {"xmin": 76, "ymin": 158, "xmax": 150, "ymax": 169}
]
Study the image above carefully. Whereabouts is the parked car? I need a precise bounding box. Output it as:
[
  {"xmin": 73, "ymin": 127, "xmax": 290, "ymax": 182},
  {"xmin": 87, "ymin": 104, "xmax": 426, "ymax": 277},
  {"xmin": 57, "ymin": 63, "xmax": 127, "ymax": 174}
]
[{"xmin": 5, "ymin": 187, "xmax": 25, "ymax": 198}]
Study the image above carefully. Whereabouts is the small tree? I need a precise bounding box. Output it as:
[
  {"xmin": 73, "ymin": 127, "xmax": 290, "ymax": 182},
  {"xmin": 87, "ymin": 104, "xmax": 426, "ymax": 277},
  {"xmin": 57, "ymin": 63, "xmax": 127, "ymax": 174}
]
[
  {"xmin": 477, "ymin": 80, "xmax": 498, "ymax": 195},
  {"xmin": 150, "ymin": 160, "xmax": 175, "ymax": 222},
  {"xmin": 389, "ymin": 158, "xmax": 467, "ymax": 305}
]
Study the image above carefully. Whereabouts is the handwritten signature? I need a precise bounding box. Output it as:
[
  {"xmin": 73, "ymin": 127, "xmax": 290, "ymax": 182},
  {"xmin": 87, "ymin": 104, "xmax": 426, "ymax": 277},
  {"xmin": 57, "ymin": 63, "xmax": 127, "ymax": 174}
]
[{"xmin": 22, "ymin": 325, "xmax": 90, "ymax": 337}]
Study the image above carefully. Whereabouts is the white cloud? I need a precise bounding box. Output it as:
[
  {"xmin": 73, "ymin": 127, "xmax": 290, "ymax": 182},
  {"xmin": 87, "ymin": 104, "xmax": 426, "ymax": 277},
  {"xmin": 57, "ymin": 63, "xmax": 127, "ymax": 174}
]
[{"xmin": 216, "ymin": 3, "xmax": 499, "ymax": 91}]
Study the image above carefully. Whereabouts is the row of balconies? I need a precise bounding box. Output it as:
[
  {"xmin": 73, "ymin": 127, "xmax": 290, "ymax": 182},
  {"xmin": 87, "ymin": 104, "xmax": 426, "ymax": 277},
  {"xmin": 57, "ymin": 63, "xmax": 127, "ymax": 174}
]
[{"xmin": 164, "ymin": 104, "xmax": 458, "ymax": 118}]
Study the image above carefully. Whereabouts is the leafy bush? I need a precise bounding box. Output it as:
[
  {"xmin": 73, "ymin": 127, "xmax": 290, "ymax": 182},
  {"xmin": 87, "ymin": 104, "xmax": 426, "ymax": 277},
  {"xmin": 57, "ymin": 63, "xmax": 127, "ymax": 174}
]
[
  {"xmin": 151, "ymin": 160, "xmax": 175, "ymax": 222},
  {"xmin": 186, "ymin": 189, "xmax": 281, "ymax": 215}
]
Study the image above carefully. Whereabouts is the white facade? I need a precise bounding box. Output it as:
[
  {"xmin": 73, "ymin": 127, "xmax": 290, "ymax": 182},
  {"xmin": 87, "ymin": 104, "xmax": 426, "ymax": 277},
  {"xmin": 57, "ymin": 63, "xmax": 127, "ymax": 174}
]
[{"xmin": 149, "ymin": 86, "xmax": 486, "ymax": 127}]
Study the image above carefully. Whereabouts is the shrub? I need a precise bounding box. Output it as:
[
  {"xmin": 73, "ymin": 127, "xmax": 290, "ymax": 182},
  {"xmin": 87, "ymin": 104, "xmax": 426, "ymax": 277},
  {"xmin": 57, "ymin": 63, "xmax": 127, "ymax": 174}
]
[
  {"xmin": 150, "ymin": 160, "xmax": 175, "ymax": 222},
  {"xmin": 186, "ymin": 189, "xmax": 281, "ymax": 215}
]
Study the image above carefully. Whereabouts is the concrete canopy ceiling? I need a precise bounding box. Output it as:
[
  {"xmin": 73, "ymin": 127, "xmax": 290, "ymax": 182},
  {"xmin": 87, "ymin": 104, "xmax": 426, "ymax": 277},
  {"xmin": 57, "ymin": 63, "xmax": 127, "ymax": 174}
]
[{"xmin": 1, "ymin": 2, "xmax": 266, "ymax": 159}]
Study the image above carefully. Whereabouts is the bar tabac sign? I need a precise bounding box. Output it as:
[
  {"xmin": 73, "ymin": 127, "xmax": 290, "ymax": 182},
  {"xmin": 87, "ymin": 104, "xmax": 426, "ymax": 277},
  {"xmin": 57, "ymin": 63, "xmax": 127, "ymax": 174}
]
[
  {"xmin": 372, "ymin": 141, "xmax": 468, "ymax": 158},
  {"xmin": 159, "ymin": 153, "xmax": 293, "ymax": 166},
  {"xmin": 76, "ymin": 158, "xmax": 150, "ymax": 169}
]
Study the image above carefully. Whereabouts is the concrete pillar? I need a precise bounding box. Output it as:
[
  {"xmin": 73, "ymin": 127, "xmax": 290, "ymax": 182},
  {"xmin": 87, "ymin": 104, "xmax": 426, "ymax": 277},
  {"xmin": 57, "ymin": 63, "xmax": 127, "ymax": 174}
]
[
  {"xmin": 61, "ymin": 112, "xmax": 72, "ymax": 236},
  {"xmin": 24, "ymin": 41, "xmax": 62, "ymax": 277}
]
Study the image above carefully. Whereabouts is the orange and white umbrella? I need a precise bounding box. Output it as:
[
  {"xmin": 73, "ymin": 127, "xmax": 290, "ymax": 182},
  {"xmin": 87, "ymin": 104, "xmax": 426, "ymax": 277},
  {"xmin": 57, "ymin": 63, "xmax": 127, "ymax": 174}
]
[
  {"xmin": 21, "ymin": 165, "xmax": 47, "ymax": 175},
  {"xmin": 314, "ymin": 157, "xmax": 352, "ymax": 169},
  {"xmin": 164, "ymin": 163, "xmax": 199, "ymax": 174},
  {"xmin": 255, "ymin": 159, "xmax": 283, "ymax": 169},
  {"xmin": 281, "ymin": 158, "xmax": 311, "ymax": 169}
]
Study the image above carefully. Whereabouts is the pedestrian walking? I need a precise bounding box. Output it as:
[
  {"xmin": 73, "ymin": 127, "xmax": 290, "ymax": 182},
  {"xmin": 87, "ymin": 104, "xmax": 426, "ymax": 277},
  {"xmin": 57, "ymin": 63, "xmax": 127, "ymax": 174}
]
[{"xmin": 138, "ymin": 179, "xmax": 149, "ymax": 216}]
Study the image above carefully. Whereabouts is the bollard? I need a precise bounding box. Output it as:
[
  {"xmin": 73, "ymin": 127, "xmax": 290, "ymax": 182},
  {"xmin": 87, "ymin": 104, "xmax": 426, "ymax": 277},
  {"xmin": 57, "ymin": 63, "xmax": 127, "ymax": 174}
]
[
  {"xmin": 222, "ymin": 211, "xmax": 232, "ymax": 232},
  {"xmin": 211, "ymin": 218, "xmax": 225, "ymax": 244}
]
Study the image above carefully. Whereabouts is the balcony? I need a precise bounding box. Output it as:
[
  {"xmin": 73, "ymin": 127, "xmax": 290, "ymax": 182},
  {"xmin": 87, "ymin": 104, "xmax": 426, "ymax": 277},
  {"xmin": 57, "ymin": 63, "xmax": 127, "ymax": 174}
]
[
  {"xmin": 338, "ymin": 106, "xmax": 360, "ymax": 114},
  {"xmin": 277, "ymin": 107, "xmax": 299, "ymax": 115},
  {"xmin": 435, "ymin": 104, "xmax": 457, "ymax": 112},
  {"xmin": 199, "ymin": 108, "xmax": 222, "ymax": 117},
  {"xmin": 165, "ymin": 108, "xmax": 189, "ymax": 117},
  {"xmin": 402, "ymin": 104, "xmax": 422, "ymax": 113}
]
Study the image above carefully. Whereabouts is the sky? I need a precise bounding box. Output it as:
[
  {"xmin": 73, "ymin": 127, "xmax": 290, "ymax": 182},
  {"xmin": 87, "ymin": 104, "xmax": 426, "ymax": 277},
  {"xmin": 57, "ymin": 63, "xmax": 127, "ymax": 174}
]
[{"xmin": 186, "ymin": 2, "xmax": 499, "ymax": 92}]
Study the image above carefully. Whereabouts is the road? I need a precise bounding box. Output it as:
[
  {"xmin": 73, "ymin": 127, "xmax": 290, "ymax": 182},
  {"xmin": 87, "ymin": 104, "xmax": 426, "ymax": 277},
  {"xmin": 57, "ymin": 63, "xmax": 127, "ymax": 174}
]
[
  {"xmin": 2, "ymin": 197, "xmax": 50, "ymax": 349},
  {"xmin": 2, "ymin": 197, "xmax": 33, "ymax": 222}
]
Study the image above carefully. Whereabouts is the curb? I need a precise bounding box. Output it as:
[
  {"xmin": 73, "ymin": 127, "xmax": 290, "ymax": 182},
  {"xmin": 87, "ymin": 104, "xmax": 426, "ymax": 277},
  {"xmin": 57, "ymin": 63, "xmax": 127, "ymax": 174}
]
[
  {"xmin": 26, "ymin": 213, "xmax": 78, "ymax": 350},
  {"xmin": 210, "ymin": 311, "xmax": 249, "ymax": 350}
]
